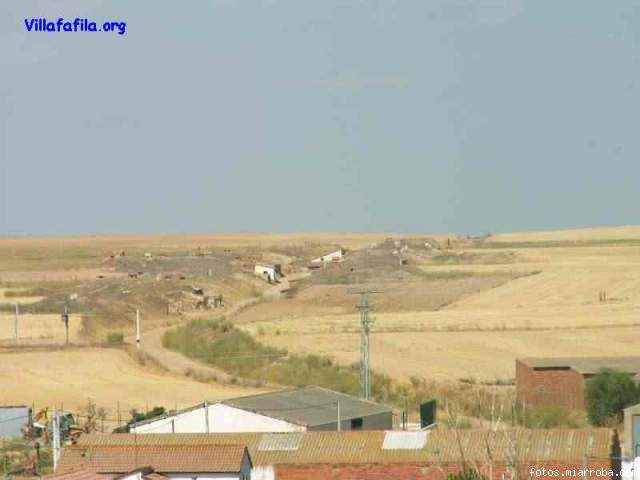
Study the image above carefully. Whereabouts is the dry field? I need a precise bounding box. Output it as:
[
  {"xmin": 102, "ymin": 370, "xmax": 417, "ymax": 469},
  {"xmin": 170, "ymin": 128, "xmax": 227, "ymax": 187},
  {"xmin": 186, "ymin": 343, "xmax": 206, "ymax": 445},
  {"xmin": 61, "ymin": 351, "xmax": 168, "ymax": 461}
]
[
  {"xmin": 489, "ymin": 225, "xmax": 640, "ymax": 243},
  {"xmin": 0, "ymin": 348, "xmax": 264, "ymax": 413},
  {"xmin": 0, "ymin": 313, "xmax": 82, "ymax": 345},
  {"xmin": 243, "ymin": 228, "xmax": 640, "ymax": 382},
  {"xmin": 3, "ymin": 228, "xmax": 640, "ymax": 409}
]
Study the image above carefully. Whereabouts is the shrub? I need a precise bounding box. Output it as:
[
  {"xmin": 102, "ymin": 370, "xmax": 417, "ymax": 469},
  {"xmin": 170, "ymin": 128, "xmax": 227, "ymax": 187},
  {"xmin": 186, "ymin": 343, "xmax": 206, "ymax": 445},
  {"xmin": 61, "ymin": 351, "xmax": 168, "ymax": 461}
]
[
  {"xmin": 585, "ymin": 368, "xmax": 640, "ymax": 426},
  {"xmin": 105, "ymin": 332, "xmax": 124, "ymax": 345},
  {"xmin": 448, "ymin": 468, "xmax": 487, "ymax": 480},
  {"xmin": 113, "ymin": 406, "xmax": 166, "ymax": 433}
]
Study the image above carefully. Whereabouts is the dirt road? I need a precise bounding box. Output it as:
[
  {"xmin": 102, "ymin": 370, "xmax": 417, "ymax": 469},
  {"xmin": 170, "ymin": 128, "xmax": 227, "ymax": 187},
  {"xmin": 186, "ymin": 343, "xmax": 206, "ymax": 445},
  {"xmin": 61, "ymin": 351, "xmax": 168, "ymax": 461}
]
[{"xmin": 136, "ymin": 296, "xmax": 263, "ymax": 385}]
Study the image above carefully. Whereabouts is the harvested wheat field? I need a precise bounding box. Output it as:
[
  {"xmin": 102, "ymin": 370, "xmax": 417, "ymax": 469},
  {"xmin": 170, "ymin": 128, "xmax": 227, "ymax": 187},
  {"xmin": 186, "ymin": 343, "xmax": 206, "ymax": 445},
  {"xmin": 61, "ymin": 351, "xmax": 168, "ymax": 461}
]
[
  {"xmin": 256, "ymin": 325, "xmax": 640, "ymax": 382},
  {"xmin": 245, "ymin": 229, "xmax": 640, "ymax": 383},
  {"xmin": 0, "ymin": 348, "xmax": 264, "ymax": 414},
  {"xmin": 0, "ymin": 313, "xmax": 82, "ymax": 345},
  {"xmin": 489, "ymin": 225, "xmax": 640, "ymax": 243}
]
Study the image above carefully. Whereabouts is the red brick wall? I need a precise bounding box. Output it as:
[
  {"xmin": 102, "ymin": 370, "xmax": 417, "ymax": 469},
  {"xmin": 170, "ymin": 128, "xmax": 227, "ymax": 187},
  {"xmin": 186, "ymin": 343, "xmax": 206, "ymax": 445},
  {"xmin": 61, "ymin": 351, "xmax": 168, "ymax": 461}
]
[
  {"xmin": 276, "ymin": 460, "xmax": 615, "ymax": 480},
  {"xmin": 516, "ymin": 360, "xmax": 585, "ymax": 410}
]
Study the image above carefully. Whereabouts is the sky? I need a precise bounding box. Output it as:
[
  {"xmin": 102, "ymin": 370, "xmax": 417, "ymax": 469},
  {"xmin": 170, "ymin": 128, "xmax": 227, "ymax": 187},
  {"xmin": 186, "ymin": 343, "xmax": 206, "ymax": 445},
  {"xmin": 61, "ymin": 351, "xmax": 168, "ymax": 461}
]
[{"xmin": 1, "ymin": 1, "xmax": 639, "ymax": 235}]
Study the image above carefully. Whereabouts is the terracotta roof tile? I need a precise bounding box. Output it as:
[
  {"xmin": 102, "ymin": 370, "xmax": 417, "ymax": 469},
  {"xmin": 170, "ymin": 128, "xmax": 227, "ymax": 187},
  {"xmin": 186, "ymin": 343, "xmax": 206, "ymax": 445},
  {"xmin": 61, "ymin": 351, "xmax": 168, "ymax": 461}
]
[{"xmin": 72, "ymin": 429, "xmax": 614, "ymax": 467}]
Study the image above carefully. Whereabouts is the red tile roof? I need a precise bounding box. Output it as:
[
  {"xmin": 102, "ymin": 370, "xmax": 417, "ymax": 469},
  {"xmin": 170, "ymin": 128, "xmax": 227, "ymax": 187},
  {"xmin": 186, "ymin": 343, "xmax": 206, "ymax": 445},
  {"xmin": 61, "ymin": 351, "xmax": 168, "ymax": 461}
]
[
  {"xmin": 71, "ymin": 429, "xmax": 614, "ymax": 467},
  {"xmin": 57, "ymin": 444, "xmax": 249, "ymax": 474}
]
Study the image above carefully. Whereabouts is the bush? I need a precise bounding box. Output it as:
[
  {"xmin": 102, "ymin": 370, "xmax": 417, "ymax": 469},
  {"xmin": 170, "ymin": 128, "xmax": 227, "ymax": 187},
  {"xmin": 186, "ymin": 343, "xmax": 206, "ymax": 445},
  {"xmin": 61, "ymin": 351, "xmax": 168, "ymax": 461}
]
[
  {"xmin": 448, "ymin": 468, "xmax": 487, "ymax": 480},
  {"xmin": 105, "ymin": 332, "xmax": 124, "ymax": 345},
  {"xmin": 585, "ymin": 368, "xmax": 640, "ymax": 426},
  {"xmin": 113, "ymin": 406, "xmax": 166, "ymax": 433}
]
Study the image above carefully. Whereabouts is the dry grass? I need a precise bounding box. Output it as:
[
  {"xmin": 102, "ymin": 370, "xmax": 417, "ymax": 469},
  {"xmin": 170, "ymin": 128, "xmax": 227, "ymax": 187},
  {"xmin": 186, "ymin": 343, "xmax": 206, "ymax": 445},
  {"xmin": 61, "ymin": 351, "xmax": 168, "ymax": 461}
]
[
  {"xmin": 256, "ymin": 326, "xmax": 640, "ymax": 382},
  {"xmin": 4, "ymin": 229, "xmax": 640, "ymax": 408},
  {"xmin": 0, "ymin": 313, "xmax": 82, "ymax": 345},
  {"xmin": 489, "ymin": 226, "xmax": 640, "ymax": 243},
  {"xmin": 0, "ymin": 348, "xmax": 264, "ymax": 413},
  {"xmin": 246, "ymin": 236, "xmax": 640, "ymax": 382}
]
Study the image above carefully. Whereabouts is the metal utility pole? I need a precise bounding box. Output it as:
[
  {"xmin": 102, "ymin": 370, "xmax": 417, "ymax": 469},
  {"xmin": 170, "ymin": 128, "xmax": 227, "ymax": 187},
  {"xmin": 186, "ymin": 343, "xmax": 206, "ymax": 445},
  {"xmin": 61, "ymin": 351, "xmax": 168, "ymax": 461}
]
[
  {"xmin": 52, "ymin": 409, "xmax": 60, "ymax": 470},
  {"xmin": 136, "ymin": 308, "xmax": 141, "ymax": 350},
  {"xmin": 14, "ymin": 303, "xmax": 19, "ymax": 341},
  {"xmin": 61, "ymin": 304, "xmax": 70, "ymax": 345},
  {"xmin": 351, "ymin": 290, "xmax": 380, "ymax": 400}
]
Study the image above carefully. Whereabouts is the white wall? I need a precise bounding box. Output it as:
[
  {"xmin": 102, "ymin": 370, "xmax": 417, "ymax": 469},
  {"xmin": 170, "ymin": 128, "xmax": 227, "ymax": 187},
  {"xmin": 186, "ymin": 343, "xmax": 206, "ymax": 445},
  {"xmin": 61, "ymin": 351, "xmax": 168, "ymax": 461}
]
[
  {"xmin": 132, "ymin": 403, "xmax": 304, "ymax": 434},
  {"xmin": 311, "ymin": 249, "xmax": 344, "ymax": 263},
  {"xmin": 251, "ymin": 466, "xmax": 275, "ymax": 480},
  {"xmin": 254, "ymin": 265, "xmax": 276, "ymax": 282}
]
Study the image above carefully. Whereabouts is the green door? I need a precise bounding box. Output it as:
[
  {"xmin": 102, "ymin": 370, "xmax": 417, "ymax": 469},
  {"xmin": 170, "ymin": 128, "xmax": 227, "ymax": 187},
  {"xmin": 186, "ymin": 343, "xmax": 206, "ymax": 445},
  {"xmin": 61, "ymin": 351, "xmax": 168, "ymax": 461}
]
[{"xmin": 633, "ymin": 415, "xmax": 640, "ymax": 457}]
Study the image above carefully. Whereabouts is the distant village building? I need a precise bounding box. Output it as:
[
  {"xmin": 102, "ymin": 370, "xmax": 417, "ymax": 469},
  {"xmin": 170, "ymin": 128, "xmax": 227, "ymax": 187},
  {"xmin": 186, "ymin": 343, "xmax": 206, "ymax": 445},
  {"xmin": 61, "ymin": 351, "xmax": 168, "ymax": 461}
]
[
  {"xmin": 310, "ymin": 249, "xmax": 346, "ymax": 266},
  {"xmin": 516, "ymin": 356, "xmax": 640, "ymax": 411},
  {"xmin": 0, "ymin": 405, "xmax": 30, "ymax": 439},
  {"xmin": 253, "ymin": 263, "xmax": 282, "ymax": 283},
  {"xmin": 130, "ymin": 386, "xmax": 392, "ymax": 433},
  {"xmin": 65, "ymin": 428, "xmax": 619, "ymax": 480}
]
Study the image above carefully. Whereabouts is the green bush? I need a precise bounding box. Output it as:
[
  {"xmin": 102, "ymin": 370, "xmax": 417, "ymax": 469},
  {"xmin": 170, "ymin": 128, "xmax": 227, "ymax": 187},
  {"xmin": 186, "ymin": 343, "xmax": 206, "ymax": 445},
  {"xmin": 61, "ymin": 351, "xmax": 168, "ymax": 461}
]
[
  {"xmin": 105, "ymin": 332, "xmax": 124, "ymax": 345},
  {"xmin": 585, "ymin": 368, "xmax": 640, "ymax": 426},
  {"xmin": 448, "ymin": 468, "xmax": 487, "ymax": 480},
  {"xmin": 113, "ymin": 406, "xmax": 166, "ymax": 433}
]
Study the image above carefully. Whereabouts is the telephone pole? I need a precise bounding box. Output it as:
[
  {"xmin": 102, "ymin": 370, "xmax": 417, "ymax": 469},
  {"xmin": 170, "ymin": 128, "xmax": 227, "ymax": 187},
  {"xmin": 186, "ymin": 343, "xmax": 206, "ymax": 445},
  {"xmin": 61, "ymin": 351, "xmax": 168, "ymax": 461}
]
[
  {"xmin": 136, "ymin": 308, "xmax": 141, "ymax": 350},
  {"xmin": 14, "ymin": 303, "xmax": 19, "ymax": 341},
  {"xmin": 52, "ymin": 409, "xmax": 60, "ymax": 470},
  {"xmin": 351, "ymin": 289, "xmax": 380, "ymax": 400},
  {"xmin": 61, "ymin": 304, "xmax": 70, "ymax": 345}
]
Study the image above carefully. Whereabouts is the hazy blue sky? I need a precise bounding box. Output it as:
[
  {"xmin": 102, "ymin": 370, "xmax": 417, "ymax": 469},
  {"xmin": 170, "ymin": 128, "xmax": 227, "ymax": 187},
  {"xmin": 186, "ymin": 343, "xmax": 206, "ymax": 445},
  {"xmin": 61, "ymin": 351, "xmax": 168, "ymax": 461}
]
[{"xmin": 1, "ymin": 1, "xmax": 639, "ymax": 235}]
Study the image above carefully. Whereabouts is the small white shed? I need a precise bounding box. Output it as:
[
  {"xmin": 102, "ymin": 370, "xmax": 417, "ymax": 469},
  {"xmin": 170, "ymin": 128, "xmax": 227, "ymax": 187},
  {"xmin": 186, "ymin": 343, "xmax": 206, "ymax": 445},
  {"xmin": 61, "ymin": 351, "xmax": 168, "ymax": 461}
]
[
  {"xmin": 253, "ymin": 264, "xmax": 281, "ymax": 283},
  {"xmin": 311, "ymin": 249, "xmax": 345, "ymax": 264}
]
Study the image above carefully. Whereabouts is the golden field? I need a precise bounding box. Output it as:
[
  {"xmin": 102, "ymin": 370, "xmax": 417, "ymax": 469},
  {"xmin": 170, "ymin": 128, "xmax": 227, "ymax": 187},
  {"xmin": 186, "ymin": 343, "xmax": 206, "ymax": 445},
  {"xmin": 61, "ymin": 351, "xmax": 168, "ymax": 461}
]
[
  {"xmin": 0, "ymin": 348, "xmax": 263, "ymax": 413},
  {"xmin": 2, "ymin": 227, "xmax": 640, "ymax": 411},
  {"xmin": 241, "ymin": 229, "xmax": 640, "ymax": 382}
]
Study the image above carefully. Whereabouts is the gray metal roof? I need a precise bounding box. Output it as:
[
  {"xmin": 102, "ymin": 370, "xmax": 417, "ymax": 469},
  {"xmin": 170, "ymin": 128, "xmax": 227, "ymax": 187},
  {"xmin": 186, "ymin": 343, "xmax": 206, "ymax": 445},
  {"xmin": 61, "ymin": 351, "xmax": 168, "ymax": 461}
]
[
  {"xmin": 0, "ymin": 406, "xmax": 30, "ymax": 439},
  {"xmin": 221, "ymin": 386, "xmax": 391, "ymax": 427},
  {"xmin": 520, "ymin": 356, "xmax": 640, "ymax": 374}
]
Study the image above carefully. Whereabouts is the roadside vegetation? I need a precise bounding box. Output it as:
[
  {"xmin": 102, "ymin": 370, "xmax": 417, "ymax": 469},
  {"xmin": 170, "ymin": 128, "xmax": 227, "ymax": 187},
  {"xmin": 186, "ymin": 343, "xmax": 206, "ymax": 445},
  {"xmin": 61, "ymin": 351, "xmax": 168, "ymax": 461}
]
[
  {"xmin": 163, "ymin": 319, "xmax": 582, "ymax": 427},
  {"xmin": 0, "ymin": 438, "xmax": 52, "ymax": 477}
]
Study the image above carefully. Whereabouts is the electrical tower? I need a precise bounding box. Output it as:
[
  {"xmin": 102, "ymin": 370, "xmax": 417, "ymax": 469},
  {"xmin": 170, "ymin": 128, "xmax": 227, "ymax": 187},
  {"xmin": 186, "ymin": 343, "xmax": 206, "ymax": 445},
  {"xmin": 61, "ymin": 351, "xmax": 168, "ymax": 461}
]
[{"xmin": 351, "ymin": 289, "xmax": 380, "ymax": 400}]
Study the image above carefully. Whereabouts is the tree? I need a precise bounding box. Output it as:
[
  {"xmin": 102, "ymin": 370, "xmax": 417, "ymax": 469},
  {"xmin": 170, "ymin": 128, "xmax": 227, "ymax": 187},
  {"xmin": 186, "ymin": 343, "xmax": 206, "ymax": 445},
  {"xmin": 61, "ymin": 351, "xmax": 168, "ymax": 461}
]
[
  {"xmin": 585, "ymin": 368, "xmax": 639, "ymax": 426},
  {"xmin": 113, "ymin": 406, "xmax": 166, "ymax": 433}
]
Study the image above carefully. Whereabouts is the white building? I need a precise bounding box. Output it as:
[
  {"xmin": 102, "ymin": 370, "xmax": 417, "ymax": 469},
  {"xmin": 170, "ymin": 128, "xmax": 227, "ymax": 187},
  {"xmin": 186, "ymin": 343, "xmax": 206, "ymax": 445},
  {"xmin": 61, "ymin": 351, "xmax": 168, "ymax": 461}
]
[
  {"xmin": 130, "ymin": 386, "xmax": 392, "ymax": 434},
  {"xmin": 310, "ymin": 248, "xmax": 345, "ymax": 265},
  {"xmin": 253, "ymin": 263, "xmax": 281, "ymax": 283}
]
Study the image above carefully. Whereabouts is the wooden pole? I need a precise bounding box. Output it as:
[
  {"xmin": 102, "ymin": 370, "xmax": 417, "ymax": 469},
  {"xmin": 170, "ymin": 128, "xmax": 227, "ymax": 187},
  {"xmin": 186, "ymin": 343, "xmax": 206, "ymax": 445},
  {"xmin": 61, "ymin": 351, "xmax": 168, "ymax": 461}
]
[
  {"xmin": 14, "ymin": 303, "xmax": 19, "ymax": 341},
  {"xmin": 136, "ymin": 309, "xmax": 141, "ymax": 350}
]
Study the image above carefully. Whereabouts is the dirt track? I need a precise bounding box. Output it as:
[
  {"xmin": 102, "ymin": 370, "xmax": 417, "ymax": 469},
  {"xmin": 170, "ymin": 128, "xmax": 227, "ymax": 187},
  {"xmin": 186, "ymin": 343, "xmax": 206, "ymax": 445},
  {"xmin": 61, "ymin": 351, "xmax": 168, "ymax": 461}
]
[{"xmin": 135, "ymin": 295, "xmax": 267, "ymax": 385}]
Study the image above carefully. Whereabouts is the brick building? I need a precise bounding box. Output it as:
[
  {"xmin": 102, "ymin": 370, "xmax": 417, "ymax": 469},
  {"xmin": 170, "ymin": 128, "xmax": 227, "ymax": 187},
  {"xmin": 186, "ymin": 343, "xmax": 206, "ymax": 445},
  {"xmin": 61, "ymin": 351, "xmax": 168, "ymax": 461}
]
[
  {"xmin": 66, "ymin": 429, "xmax": 619, "ymax": 480},
  {"xmin": 516, "ymin": 357, "xmax": 640, "ymax": 411}
]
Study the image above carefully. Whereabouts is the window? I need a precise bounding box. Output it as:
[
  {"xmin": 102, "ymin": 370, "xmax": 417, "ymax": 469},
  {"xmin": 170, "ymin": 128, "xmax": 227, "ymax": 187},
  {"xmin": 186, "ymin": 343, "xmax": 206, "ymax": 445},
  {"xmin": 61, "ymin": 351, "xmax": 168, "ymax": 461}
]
[{"xmin": 350, "ymin": 418, "xmax": 363, "ymax": 430}]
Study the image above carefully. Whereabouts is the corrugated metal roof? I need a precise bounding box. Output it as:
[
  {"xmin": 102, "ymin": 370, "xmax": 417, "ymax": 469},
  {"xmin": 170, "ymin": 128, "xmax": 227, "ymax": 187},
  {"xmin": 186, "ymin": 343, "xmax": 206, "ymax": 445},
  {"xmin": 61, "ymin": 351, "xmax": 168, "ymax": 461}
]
[
  {"xmin": 258, "ymin": 433, "xmax": 304, "ymax": 451},
  {"xmin": 73, "ymin": 429, "xmax": 614, "ymax": 467},
  {"xmin": 220, "ymin": 386, "xmax": 391, "ymax": 427},
  {"xmin": 520, "ymin": 356, "xmax": 640, "ymax": 374},
  {"xmin": 57, "ymin": 445, "xmax": 248, "ymax": 474}
]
